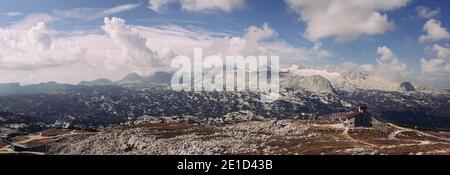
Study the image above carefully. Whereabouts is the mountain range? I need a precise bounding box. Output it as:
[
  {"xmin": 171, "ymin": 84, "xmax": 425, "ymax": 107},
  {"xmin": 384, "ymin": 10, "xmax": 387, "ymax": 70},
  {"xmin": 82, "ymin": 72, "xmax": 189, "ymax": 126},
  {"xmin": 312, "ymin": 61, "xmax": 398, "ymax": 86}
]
[{"xmin": 0, "ymin": 69, "xmax": 449, "ymax": 131}]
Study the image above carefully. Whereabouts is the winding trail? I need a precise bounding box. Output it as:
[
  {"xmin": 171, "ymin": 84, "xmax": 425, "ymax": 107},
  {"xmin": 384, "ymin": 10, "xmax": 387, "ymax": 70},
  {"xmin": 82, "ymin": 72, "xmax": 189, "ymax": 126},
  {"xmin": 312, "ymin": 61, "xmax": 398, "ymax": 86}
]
[
  {"xmin": 312, "ymin": 122, "xmax": 450, "ymax": 148},
  {"xmin": 0, "ymin": 130, "xmax": 79, "ymax": 154},
  {"xmin": 313, "ymin": 123, "xmax": 376, "ymax": 147},
  {"xmin": 342, "ymin": 127, "xmax": 377, "ymax": 147},
  {"xmin": 387, "ymin": 124, "xmax": 450, "ymax": 142}
]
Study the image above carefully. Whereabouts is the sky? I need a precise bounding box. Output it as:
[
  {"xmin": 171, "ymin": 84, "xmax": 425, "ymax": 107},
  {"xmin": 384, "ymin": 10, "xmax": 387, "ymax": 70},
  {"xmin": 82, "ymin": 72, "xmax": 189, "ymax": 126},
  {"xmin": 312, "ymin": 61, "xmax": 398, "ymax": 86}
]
[{"xmin": 0, "ymin": 0, "xmax": 449, "ymax": 88}]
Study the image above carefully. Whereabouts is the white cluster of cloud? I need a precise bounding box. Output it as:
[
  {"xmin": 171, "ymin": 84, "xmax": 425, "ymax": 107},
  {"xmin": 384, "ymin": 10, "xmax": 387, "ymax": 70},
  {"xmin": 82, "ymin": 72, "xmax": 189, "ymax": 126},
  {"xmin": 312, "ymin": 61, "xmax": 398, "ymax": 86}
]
[
  {"xmin": 148, "ymin": 0, "xmax": 245, "ymax": 13},
  {"xmin": 103, "ymin": 17, "xmax": 167, "ymax": 76},
  {"xmin": 206, "ymin": 23, "xmax": 276, "ymax": 56},
  {"xmin": 419, "ymin": 19, "xmax": 450, "ymax": 43},
  {"xmin": 420, "ymin": 44, "xmax": 450, "ymax": 87},
  {"xmin": 0, "ymin": 22, "xmax": 84, "ymax": 70},
  {"xmin": 375, "ymin": 46, "xmax": 409, "ymax": 77},
  {"xmin": 416, "ymin": 6, "xmax": 440, "ymax": 19},
  {"xmin": 139, "ymin": 21, "xmax": 331, "ymax": 66},
  {"xmin": 0, "ymin": 16, "xmax": 160, "ymax": 83},
  {"xmin": 0, "ymin": 15, "xmax": 330, "ymax": 84},
  {"xmin": 414, "ymin": 5, "xmax": 449, "ymax": 87},
  {"xmin": 201, "ymin": 23, "xmax": 332, "ymax": 67},
  {"xmin": 285, "ymin": 0, "xmax": 410, "ymax": 41},
  {"xmin": 338, "ymin": 46, "xmax": 409, "ymax": 79},
  {"xmin": 2, "ymin": 1, "xmax": 448, "ymax": 89}
]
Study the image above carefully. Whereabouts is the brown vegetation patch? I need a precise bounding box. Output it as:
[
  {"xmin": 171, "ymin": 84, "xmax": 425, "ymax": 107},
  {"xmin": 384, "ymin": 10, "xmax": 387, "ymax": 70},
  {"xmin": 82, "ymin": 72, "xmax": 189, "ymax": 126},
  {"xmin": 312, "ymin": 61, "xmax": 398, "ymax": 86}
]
[
  {"xmin": 40, "ymin": 129, "xmax": 73, "ymax": 137},
  {"xmin": 367, "ymin": 138, "xmax": 418, "ymax": 146},
  {"xmin": 285, "ymin": 140, "xmax": 357, "ymax": 155},
  {"xmin": 380, "ymin": 143, "xmax": 450, "ymax": 155},
  {"xmin": 345, "ymin": 128, "xmax": 417, "ymax": 146},
  {"xmin": 266, "ymin": 138, "xmax": 304, "ymax": 148},
  {"xmin": 396, "ymin": 131, "xmax": 450, "ymax": 143},
  {"xmin": 262, "ymin": 133, "xmax": 358, "ymax": 155},
  {"xmin": 0, "ymin": 139, "xmax": 7, "ymax": 148},
  {"xmin": 349, "ymin": 128, "xmax": 389, "ymax": 139},
  {"xmin": 425, "ymin": 131, "xmax": 450, "ymax": 139},
  {"xmin": 22, "ymin": 138, "xmax": 59, "ymax": 148},
  {"xmin": 12, "ymin": 136, "xmax": 30, "ymax": 142}
]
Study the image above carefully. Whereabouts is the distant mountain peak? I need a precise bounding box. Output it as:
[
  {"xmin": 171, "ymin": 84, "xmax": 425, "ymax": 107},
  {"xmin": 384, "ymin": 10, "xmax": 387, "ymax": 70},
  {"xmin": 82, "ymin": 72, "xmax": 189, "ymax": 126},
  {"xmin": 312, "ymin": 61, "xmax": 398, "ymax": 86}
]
[
  {"xmin": 117, "ymin": 71, "xmax": 172, "ymax": 85},
  {"xmin": 398, "ymin": 82, "xmax": 416, "ymax": 92},
  {"xmin": 122, "ymin": 72, "xmax": 145, "ymax": 81},
  {"xmin": 148, "ymin": 71, "xmax": 172, "ymax": 85}
]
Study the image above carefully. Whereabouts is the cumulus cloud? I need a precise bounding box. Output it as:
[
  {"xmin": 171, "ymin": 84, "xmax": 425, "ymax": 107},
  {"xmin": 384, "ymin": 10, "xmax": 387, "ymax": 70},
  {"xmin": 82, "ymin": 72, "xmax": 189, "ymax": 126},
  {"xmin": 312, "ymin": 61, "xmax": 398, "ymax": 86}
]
[
  {"xmin": 199, "ymin": 23, "xmax": 331, "ymax": 68},
  {"xmin": 0, "ymin": 22, "xmax": 85, "ymax": 70},
  {"xmin": 148, "ymin": 0, "xmax": 245, "ymax": 12},
  {"xmin": 53, "ymin": 3, "xmax": 141, "ymax": 20},
  {"xmin": 419, "ymin": 19, "xmax": 450, "ymax": 43},
  {"xmin": 27, "ymin": 22, "xmax": 52, "ymax": 50},
  {"xmin": 103, "ymin": 17, "xmax": 168, "ymax": 76},
  {"xmin": 285, "ymin": 0, "xmax": 409, "ymax": 41},
  {"xmin": 0, "ymin": 17, "xmax": 162, "ymax": 83},
  {"xmin": 0, "ymin": 16, "xmax": 330, "ymax": 84},
  {"xmin": 420, "ymin": 44, "xmax": 450, "ymax": 87},
  {"xmin": 376, "ymin": 46, "xmax": 409, "ymax": 77},
  {"xmin": 416, "ymin": 6, "xmax": 440, "ymax": 19},
  {"xmin": 206, "ymin": 23, "xmax": 276, "ymax": 56},
  {"xmin": 338, "ymin": 46, "xmax": 409, "ymax": 79}
]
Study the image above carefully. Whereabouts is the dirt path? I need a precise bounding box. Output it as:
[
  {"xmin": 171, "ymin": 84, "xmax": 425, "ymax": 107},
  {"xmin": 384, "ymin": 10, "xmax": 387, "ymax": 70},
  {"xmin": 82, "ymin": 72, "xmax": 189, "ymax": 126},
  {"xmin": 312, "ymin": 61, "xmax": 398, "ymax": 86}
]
[
  {"xmin": 342, "ymin": 127, "xmax": 377, "ymax": 147},
  {"xmin": 0, "ymin": 130, "xmax": 80, "ymax": 153},
  {"xmin": 315, "ymin": 122, "xmax": 450, "ymax": 147},
  {"xmin": 388, "ymin": 124, "xmax": 450, "ymax": 142},
  {"xmin": 314, "ymin": 123, "xmax": 377, "ymax": 147}
]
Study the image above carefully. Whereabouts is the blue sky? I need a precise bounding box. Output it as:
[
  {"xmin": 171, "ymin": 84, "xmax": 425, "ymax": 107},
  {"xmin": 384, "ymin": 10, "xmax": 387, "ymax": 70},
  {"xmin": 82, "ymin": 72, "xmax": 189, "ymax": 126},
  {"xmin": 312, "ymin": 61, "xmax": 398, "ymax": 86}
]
[{"xmin": 0, "ymin": 0, "xmax": 449, "ymax": 87}]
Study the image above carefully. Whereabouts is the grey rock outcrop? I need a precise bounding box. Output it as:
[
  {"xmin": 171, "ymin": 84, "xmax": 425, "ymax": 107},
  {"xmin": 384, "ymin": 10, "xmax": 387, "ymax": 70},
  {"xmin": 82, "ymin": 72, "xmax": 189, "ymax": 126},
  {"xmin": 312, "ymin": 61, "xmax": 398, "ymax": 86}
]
[{"xmin": 281, "ymin": 75, "xmax": 335, "ymax": 94}]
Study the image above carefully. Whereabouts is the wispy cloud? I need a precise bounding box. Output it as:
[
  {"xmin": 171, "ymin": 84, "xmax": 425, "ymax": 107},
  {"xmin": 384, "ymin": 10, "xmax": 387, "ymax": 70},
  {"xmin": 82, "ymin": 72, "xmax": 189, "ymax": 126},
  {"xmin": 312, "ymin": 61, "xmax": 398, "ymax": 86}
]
[
  {"xmin": 5, "ymin": 12, "xmax": 23, "ymax": 17},
  {"xmin": 53, "ymin": 3, "xmax": 141, "ymax": 21},
  {"xmin": 148, "ymin": 0, "xmax": 246, "ymax": 13},
  {"xmin": 94, "ymin": 3, "xmax": 141, "ymax": 19},
  {"xmin": 416, "ymin": 6, "xmax": 440, "ymax": 19},
  {"xmin": 9, "ymin": 13, "xmax": 56, "ymax": 29}
]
